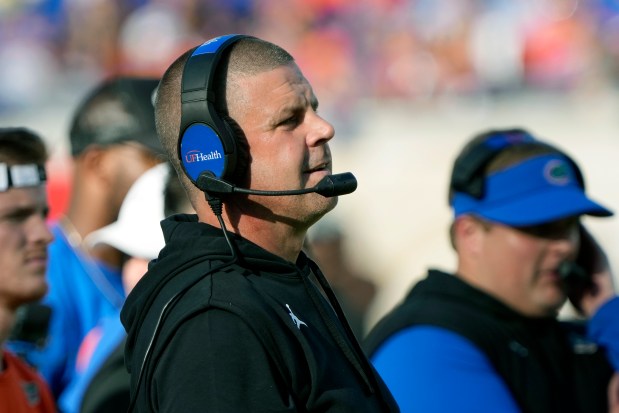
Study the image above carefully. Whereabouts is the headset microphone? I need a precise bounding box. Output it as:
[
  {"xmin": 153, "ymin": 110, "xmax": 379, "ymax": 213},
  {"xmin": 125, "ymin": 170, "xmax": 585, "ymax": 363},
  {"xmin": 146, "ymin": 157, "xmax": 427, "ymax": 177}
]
[
  {"xmin": 196, "ymin": 172, "xmax": 357, "ymax": 198},
  {"xmin": 312, "ymin": 172, "xmax": 357, "ymax": 197}
]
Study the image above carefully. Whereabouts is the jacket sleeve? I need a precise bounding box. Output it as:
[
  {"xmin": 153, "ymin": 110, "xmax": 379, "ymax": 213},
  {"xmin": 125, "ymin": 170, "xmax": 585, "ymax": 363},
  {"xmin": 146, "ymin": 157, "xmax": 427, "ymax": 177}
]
[
  {"xmin": 370, "ymin": 325, "xmax": 521, "ymax": 413},
  {"xmin": 152, "ymin": 308, "xmax": 295, "ymax": 412},
  {"xmin": 588, "ymin": 296, "xmax": 619, "ymax": 370}
]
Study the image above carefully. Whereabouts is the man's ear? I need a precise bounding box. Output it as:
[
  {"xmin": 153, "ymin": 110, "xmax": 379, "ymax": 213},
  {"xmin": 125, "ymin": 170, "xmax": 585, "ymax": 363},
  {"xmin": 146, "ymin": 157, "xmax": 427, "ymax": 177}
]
[
  {"xmin": 76, "ymin": 145, "xmax": 108, "ymax": 180},
  {"xmin": 453, "ymin": 215, "xmax": 486, "ymax": 256}
]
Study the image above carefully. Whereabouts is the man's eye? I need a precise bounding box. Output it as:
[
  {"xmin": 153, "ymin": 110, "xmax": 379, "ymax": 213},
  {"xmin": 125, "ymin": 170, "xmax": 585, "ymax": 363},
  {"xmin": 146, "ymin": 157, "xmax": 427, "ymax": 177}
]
[
  {"xmin": 517, "ymin": 219, "xmax": 578, "ymax": 240},
  {"xmin": 281, "ymin": 116, "xmax": 299, "ymax": 126},
  {"xmin": 279, "ymin": 111, "xmax": 306, "ymax": 128},
  {"xmin": 2, "ymin": 212, "xmax": 29, "ymax": 223}
]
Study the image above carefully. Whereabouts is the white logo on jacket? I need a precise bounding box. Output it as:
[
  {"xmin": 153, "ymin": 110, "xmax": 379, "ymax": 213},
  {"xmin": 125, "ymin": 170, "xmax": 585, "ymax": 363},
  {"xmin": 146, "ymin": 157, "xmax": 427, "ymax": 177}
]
[{"xmin": 286, "ymin": 304, "xmax": 307, "ymax": 330}]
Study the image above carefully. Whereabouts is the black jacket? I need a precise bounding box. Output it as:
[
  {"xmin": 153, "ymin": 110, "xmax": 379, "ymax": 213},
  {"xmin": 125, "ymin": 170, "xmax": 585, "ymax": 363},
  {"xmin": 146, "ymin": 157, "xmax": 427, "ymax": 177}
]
[
  {"xmin": 121, "ymin": 214, "xmax": 398, "ymax": 412},
  {"xmin": 364, "ymin": 270, "xmax": 613, "ymax": 413}
]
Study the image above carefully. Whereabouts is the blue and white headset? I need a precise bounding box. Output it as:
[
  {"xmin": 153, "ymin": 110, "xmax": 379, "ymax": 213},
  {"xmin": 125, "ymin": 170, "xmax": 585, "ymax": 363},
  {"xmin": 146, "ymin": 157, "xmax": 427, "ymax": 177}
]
[{"xmin": 178, "ymin": 34, "xmax": 251, "ymax": 186}]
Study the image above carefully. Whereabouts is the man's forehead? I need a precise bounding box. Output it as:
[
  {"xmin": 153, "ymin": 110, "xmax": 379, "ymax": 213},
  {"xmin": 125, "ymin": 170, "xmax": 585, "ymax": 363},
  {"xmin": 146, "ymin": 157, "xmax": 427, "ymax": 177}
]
[
  {"xmin": 239, "ymin": 67, "xmax": 315, "ymax": 110},
  {"xmin": 0, "ymin": 185, "xmax": 48, "ymax": 212}
]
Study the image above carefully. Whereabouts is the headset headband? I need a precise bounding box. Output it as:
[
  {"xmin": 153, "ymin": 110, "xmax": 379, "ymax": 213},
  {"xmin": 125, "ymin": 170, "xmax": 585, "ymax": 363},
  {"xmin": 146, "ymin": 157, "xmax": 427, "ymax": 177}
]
[{"xmin": 449, "ymin": 129, "xmax": 584, "ymax": 202}]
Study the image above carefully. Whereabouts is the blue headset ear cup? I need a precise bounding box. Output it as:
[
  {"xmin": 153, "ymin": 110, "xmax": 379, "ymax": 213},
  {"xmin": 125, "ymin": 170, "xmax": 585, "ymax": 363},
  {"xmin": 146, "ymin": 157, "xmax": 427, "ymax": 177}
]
[{"xmin": 179, "ymin": 119, "xmax": 232, "ymax": 183}]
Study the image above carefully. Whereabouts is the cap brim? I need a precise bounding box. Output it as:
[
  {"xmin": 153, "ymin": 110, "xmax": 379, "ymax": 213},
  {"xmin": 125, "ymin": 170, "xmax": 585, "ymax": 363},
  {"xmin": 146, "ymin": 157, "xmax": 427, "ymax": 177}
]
[
  {"xmin": 477, "ymin": 187, "xmax": 613, "ymax": 227},
  {"xmin": 128, "ymin": 132, "xmax": 165, "ymax": 157},
  {"xmin": 84, "ymin": 163, "xmax": 169, "ymax": 260},
  {"xmin": 87, "ymin": 220, "xmax": 165, "ymax": 260}
]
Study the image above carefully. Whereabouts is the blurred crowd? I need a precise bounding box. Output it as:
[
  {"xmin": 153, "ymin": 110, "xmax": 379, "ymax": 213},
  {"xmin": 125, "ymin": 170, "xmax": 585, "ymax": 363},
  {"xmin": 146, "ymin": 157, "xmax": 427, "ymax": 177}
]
[
  {"xmin": 3, "ymin": 0, "xmax": 619, "ymax": 116},
  {"xmin": 4, "ymin": 0, "xmax": 619, "ymax": 223}
]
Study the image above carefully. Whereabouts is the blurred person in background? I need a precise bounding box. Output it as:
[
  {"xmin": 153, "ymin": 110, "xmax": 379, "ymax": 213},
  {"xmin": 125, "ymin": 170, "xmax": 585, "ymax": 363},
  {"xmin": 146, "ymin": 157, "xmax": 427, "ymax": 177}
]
[
  {"xmin": 306, "ymin": 219, "xmax": 377, "ymax": 339},
  {"xmin": 8, "ymin": 77, "xmax": 165, "ymax": 402},
  {"xmin": 58, "ymin": 162, "xmax": 192, "ymax": 413},
  {"xmin": 364, "ymin": 128, "xmax": 619, "ymax": 413},
  {"xmin": 0, "ymin": 128, "xmax": 56, "ymax": 412}
]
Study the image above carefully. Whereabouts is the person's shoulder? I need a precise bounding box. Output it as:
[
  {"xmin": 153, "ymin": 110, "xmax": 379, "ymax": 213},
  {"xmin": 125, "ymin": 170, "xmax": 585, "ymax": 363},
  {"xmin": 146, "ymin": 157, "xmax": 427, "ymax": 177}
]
[
  {"xmin": 363, "ymin": 269, "xmax": 496, "ymax": 356},
  {"xmin": 2, "ymin": 350, "xmax": 57, "ymax": 412},
  {"xmin": 372, "ymin": 326, "xmax": 485, "ymax": 361},
  {"xmin": 3, "ymin": 349, "xmax": 46, "ymax": 383},
  {"xmin": 178, "ymin": 263, "xmax": 274, "ymax": 312},
  {"xmin": 162, "ymin": 262, "xmax": 299, "ymax": 345},
  {"xmin": 370, "ymin": 326, "xmax": 522, "ymax": 413},
  {"xmin": 46, "ymin": 223, "xmax": 87, "ymax": 279}
]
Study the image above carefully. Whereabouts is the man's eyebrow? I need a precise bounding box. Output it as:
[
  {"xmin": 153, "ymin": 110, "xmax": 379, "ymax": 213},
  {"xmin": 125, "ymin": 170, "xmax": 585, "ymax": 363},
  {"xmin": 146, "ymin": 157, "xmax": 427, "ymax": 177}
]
[
  {"xmin": 0, "ymin": 206, "xmax": 29, "ymax": 220},
  {"xmin": 268, "ymin": 90, "xmax": 320, "ymax": 126},
  {"xmin": 0, "ymin": 202, "xmax": 47, "ymax": 218},
  {"xmin": 311, "ymin": 95, "xmax": 319, "ymax": 110}
]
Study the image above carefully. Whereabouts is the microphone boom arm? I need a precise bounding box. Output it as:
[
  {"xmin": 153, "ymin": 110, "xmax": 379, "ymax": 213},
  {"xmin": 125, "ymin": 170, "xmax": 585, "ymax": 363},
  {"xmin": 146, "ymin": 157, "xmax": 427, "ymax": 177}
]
[{"xmin": 196, "ymin": 172, "xmax": 357, "ymax": 198}]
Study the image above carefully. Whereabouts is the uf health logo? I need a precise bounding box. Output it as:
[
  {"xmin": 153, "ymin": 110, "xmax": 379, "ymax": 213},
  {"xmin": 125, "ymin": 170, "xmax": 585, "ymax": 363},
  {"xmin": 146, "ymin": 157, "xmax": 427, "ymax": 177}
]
[{"xmin": 185, "ymin": 149, "xmax": 223, "ymax": 163}]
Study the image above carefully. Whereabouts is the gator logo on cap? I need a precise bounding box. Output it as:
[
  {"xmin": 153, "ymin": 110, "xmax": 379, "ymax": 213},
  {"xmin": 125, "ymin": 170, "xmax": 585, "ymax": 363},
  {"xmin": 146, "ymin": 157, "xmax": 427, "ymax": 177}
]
[{"xmin": 544, "ymin": 159, "xmax": 570, "ymax": 186}]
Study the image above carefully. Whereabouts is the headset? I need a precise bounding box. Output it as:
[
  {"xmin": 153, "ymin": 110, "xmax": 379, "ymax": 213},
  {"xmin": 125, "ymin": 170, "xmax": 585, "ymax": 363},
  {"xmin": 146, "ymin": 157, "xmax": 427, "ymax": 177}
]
[
  {"xmin": 178, "ymin": 34, "xmax": 357, "ymax": 199},
  {"xmin": 179, "ymin": 34, "xmax": 248, "ymax": 186},
  {"xmin": 449, "ymin": 128, "xmax": 585, "ymax": 202}
]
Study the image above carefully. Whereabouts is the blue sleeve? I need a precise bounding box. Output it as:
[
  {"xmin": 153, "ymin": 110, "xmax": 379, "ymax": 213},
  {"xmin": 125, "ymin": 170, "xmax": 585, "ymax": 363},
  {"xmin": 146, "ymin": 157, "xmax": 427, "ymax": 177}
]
[
  {"xmin": 58, "ymin": 314, "xmax": 126, "ymax": 413},
  {"xmin": 588, "ymin": 296, "xmax": 619, "ymax": 370},
  {"xmin": 371, "ymin": 326, "xmax": 521, "ymax": 413}
]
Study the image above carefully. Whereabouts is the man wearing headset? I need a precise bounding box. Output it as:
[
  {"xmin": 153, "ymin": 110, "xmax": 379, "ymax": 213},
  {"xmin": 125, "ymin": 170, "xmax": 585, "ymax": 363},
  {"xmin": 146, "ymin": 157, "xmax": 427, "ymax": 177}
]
[
  {"xmin": 120, "ymin": 35, "xmax": 398, "ymax": 412},
  {"xmin": 364, "ymin": 128, "xmax": 619, "ymax": 413}
]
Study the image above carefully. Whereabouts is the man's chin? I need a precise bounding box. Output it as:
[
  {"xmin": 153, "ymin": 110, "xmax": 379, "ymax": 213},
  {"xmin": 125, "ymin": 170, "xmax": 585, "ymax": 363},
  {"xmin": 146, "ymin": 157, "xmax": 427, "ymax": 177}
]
[
  {"xmin": 537, "ymin": 292, "xmax": 567, "ymax": 317},
  {"xmin": 21, "ymin": 281, "xmax": 48, "ymax": 303},
  {"xmin": 307, "ymin": 197, "xmax": 338, "ymax": 227}
]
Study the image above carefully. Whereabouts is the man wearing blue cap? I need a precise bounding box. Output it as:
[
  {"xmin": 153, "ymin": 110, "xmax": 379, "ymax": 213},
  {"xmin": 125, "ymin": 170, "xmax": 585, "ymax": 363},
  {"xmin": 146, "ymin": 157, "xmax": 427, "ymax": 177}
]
[{"xmin": 364, "ymin": 128, "xmax": 619, "ymax": 413}]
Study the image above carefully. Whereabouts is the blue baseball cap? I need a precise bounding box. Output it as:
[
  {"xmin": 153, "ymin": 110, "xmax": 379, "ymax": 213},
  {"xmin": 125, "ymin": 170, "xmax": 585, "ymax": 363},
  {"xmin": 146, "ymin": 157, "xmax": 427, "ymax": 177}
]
[{"xmin": 451, "ymin": 154, "xmax": 613, "ymax": 226}]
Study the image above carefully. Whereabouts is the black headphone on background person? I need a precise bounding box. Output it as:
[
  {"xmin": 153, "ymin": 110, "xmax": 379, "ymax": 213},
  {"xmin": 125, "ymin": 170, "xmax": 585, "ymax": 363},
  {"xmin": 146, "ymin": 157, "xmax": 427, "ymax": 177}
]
[
  {"xmin": 449, "ymin": 128, "xmax": 585, "ymax": 202},
  {"xmin": 179, "ymin": 34, "xmax": 251, "ymax": 189}
]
